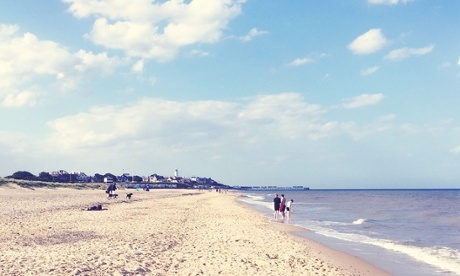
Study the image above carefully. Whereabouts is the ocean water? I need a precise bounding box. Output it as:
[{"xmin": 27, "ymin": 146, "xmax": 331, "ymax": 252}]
[{"xmin": 237, "ymin": 189, "xmax": 460, "ymax": 276}]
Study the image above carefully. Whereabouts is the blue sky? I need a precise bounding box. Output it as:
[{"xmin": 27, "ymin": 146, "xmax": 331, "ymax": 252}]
[{"xmin": 1, "ymin": 0, "xmax": 460, "ymax": 188}]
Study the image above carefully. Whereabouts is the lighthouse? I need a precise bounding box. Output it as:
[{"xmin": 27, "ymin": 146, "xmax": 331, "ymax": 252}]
[{"xmin": 174, "ymin": 169, "xmax": 179, "ymax": 177}]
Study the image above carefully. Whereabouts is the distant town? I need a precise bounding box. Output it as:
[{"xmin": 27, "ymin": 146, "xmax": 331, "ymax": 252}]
[
  {"xmin": 4, "ymin": 170, "xmax": 310, "ymax": 191},
  {"xmin": 4, "ymin": 169, "xmax": 229, "ymax": 190}
]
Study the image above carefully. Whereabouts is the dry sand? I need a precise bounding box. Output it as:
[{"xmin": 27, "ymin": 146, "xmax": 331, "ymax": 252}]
[{"xmin": 0, "ymin": 185, "xmax": 391, "ymax": 275}]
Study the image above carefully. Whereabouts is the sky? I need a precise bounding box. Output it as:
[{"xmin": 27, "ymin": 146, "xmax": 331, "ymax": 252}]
[{"xmin": 1, "ymin": 0, "xmax": 460, "ymax": 189}]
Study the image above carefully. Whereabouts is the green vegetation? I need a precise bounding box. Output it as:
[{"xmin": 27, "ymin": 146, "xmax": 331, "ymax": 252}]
[
  {"xmin": 5, "ymin": 170, "xmax": 112, "ymax": 184},
  {"xmin": 0, "ymin": 177, "xmax": 105, "ymax": 190}
]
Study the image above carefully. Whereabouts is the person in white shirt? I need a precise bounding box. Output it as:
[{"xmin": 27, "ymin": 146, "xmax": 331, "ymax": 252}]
[{"xmin": 286, "ymin": 199, "xmax": 294, "ymax": 218}]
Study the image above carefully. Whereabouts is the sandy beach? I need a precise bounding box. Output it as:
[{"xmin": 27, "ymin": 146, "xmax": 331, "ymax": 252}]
[{"xmin": 0, "ymin": 184, "xmax": 390, "ymax": 275}]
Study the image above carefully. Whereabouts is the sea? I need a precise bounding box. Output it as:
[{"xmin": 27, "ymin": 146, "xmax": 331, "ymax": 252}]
[{"xmin": 236, "ymin": 189, "xmax": 460, "ymax": 276}]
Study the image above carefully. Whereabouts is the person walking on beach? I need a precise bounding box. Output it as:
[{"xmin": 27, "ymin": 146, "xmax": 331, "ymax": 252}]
[
  {"xmin": 280, "ymin": 194, "xmax": 286, "ymax": 218},
  {"xmin": 286, "ymin": 199, "xmax": 294, "ymax": 218},
  {"xmin": 273, "ymin": 194, "xmax": 281, "ymax": 219},
  {"xmin": 105, "ymin": 182, "xmax": 117, "ymax": 197}
]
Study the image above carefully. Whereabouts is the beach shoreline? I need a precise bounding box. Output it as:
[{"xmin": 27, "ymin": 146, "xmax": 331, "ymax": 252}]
[
  {"xmin": 0, "ymin": 185, "xmax": 390, "ymax": 275},
  {"xmin": 234, "ymin": 194, "xmax": 391, "ymax": 276}
]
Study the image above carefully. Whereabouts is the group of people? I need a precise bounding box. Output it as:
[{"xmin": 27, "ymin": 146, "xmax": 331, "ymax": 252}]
[{"xmin": 273, "ymin": 194, "xmax": 294, "ymax": 220}]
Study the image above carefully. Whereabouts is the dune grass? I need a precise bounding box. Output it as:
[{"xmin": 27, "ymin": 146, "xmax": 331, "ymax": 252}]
[{"xmin": 0, "ymin": 178, "xmax": 105, "ymax": 190}]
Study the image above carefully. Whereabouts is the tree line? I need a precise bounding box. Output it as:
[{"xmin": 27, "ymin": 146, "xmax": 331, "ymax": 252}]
[{"xmin": 4, "ymin": 171, "xmax": 142, "ymax": 183}]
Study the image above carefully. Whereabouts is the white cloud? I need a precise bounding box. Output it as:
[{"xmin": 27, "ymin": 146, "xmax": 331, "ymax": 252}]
[
  {"xmin": 0, "ymin": 32, "xmax": 70, "ymax": 77},
  {"xmin": 188, "ymin": 49, "xmax": 211, "ymax": 57},
  {"xmin": 0, "ymin": 24, "xmax": 19, "ymax": 37},
  {"xmin": 74, "ymin": 50, "xmax": 121, "ymax": 77},
  {"xmin": 342, "ymin": 93, "xmax": 385, "ymax": 109},
  {"xmin": 240, "ymin": 28, "xmax": 268, "ymax": 42},
  {"xmin": 6, "ymin": 91, "xmax": 453, "ymax": 185},
  {"xmin": 361, "ymin": 66, "xmax": 379, "ymax": 76},
  {"xmin": 238, "ymin": 93, "xmax": 329, "ymax": 139},
  {"xmin": 0, "ymin": 26, "xmax": 122, "ymax": 106},
  {"xmin": 385, "ymin": 45, "xmax": 434, "ymax": 61},
  {"xmin": 288, "ymin": 58, "xmax": 313, "ymax": 67},
  {"xmin": 457, "ymin": 57, "xmax": 460, "ymax": 67},
  {"xmin": 450, "ymin": 145, "xmax": 460, "ymax": 154},
  {"xmin": 368, "ymin": 0, "xmax": 413, "ymax": 5},
  {"xmin": 45, "ymin": 93, "xmax": 334, "ymax": 153},
  {"xmin": 2, "ymin": 90, "xmax": 39, "ymax": 107},
  {"xmin": 339, "ymin": 114, "xmax": 398, "ymax": 141},
  {"xmin": 64, "ymin": 0, "xmax": 246, "ymax": 61},
  {"xmin": 132, "ymin": 59, "xmax": 145, "ymax": 73},
  {"xmin": 348, "ymin": 28, "xmax": 387, "ymax": 55}
]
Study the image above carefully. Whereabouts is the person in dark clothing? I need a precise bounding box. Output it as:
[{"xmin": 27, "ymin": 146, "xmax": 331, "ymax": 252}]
[
  {"xmin": 273, "ymin": 194, "xmax": 281, "ymax": 220},
  {"xmin": 105, "ymin": 183, "xmax": 116, "ymax": 197},
  {"xmin": 280, "ymin": 194, "xmax": 286, "ymax": 218}
]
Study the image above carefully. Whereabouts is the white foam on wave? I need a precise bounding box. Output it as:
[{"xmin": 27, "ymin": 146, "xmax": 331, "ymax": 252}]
[
  {"xmin": 370, "ymin": 240, "xmax": 460, "ymax": 275},
  {"xmin": 352, "ymin": 218, "xmax": 367, "ymax": 225},
  {"xmin": 239, "ymin": 196, "xmax": 273, "ymax": 210},
  {"xmin": 235, "ymin": 191, "xmax": 266, "ymax": 202},
  {"xmin": 311, "ymin": 226, "xmax": 460, "ymax": 275},
  {"xmin": 314, "ymin": 220, "xmax": 350, "ymax": 226},
  {"xmin": 245, "ymin": 195, "xmax": 265, "ymax": 201}
]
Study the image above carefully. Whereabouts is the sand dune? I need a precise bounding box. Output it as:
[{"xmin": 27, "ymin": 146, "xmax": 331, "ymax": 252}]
[{"xmin": 0, "ymin": 185, "xmax": 389, "ymax": 275}]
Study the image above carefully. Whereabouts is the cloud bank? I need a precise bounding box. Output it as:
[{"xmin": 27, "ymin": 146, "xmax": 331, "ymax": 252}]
[
  {"xmin": 0, "ymin": 24, "xmax": 121, "ymax": 106},
  {"xmin": 64, "ymin": 0, "xmax": 246, "ymax": 61}
]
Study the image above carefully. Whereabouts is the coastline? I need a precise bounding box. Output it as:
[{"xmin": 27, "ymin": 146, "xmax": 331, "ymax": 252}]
[
  {"xmin": 0, "ymin": 185, "xmax": 390, "ymax": 275},
  {"xmin": 235, "ymin": 195, "xmax": 391, "ymax": 276}
]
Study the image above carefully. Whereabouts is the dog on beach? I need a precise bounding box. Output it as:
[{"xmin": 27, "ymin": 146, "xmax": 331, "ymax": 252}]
[
  {"xmin": 126, "ymin": 193, "xmax": 133, "ymax": 200},
  {"xmin": 107, "ymin": 193, "xmax": 118, "ymax": 199}
]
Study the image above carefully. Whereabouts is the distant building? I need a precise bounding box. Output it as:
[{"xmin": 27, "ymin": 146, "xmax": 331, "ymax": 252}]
[
  {"xmin": 118, "ymin": 173, "xmax": 130, "ymax": 183},
  {"xmin": 167, "ymin": 176, "xmax": 184, "ymax": 183},
  {"xmin": 51, "ymin": 170, "xmax": 68, "ymax": 176},
  {"xmin": 149, "ymin": 173, "xmax": 165, "ymax": 183},
  {"xmin": 75, "ymin": 172, "xmax": 90, "ymax": 183}
]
